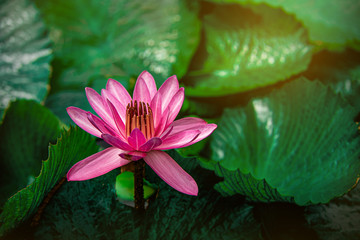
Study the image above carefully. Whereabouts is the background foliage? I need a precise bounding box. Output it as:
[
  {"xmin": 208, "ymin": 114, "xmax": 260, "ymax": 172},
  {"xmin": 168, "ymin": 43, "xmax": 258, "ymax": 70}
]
[{"xmin": 1, "ymin": 0, "xmax": 360, "ymax": 239}]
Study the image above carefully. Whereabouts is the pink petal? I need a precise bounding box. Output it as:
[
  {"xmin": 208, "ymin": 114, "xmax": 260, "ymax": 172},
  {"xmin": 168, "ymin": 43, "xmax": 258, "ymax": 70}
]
[
  {"xmin": 165, "ymin": 117, "xmax": 207, "ymax": 135},
  {"xmin": 164, "ymin": 117, "xmax": 217, "ymax": 147},
  {"xmin": 166, "ymin": 87, "xmax": 184, "ymax": 127},
  {"xmin": 85, "ymin": 87, "xmax": 116, "ymax": 128},
  {"xmin": 102, "ymin": 89, "xmax": 127, "ymax": 124},
  {"xmin": 128, "ymin": 128, "xmax": 147, "ymax": 150},
  {"xmin": 87, "ymin": 112, "xmax": 118, "ymax": 137},
  {"xmin": 138, "ymin": 71, "xmax": 157, "ymax": 100},
  {"xmin": 144, "ymin": 151, "xmax": 198, "ymax": 195},
  {"xmin": 139, "ymin": 137, "xmax": 162, "ymax": 152},
  {"xmin": 159, "ymin": 126, "xmax": 173, "ymax": 140},
  {"xmin": 155, "ymin": 130, "xmax": 200, "ymax": 150},
  {"xmin": 133, "ymin": 77, "xmax": 151, "ymax": 104},
  {"xmin": 67, "ymin": 147, "xmax": 130, "ymax": 181},
  {"xmin": 106, "ymin": 99, "xmax": 126, "ymax": 140},
  {"xmin": 106, "ymin": 78, "xmax": 132, "ymax": 106},
  {"xmin": 150, "ymin": 93, "xmax": 171, "ymax": 136},
  {"xmin": 67, "ymin": 107, "xmax": 102, "ymax": 138},
  {"xmin": 102, "ymin": 134, "xmax": 134, "ymax": 151},
  {"xmin": 157, "ymin": 75, "xmax": 179, "ymax": 113},
  {"xmin": 119, "ymin": 151, "xmax": 147, "ymax": 161},
  {"xmin": 150, "ymin": 92, "xmax": 162, "ymax": 131},
  {"xmin": 177, "ymin": 124, "xmax": 217, "ymax": 148},
  {"xmin": 155, "ymin": 107, "xmax": 169, "ymax": 137}
]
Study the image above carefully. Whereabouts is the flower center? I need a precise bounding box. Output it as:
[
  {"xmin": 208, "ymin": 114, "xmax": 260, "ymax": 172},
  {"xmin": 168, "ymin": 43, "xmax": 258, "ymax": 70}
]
[{"xmin": 125, "ymin": 100, "xmax": 155, "ymax": 139}]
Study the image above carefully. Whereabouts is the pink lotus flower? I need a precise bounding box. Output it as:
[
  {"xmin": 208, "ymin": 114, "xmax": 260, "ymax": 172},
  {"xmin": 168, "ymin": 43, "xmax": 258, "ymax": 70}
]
[{"xmin": 66, "ymin": 71, "xmax": 217, "ymax": 196}]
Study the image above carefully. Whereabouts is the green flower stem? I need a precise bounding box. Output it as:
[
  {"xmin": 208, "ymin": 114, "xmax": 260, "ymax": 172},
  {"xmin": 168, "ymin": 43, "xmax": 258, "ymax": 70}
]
[
  {"xmin": 31, "ymin": 177, "xmax": 67, "ymax": 227},
  {"xmin": 134, "ymin": 159, "xmax": 145, "ymax": 210}
]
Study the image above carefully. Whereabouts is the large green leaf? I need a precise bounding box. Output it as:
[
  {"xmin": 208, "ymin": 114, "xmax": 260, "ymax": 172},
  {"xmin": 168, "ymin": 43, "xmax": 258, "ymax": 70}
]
[
  {"xmin": 0, "ymin": 126, "xmax": 99, "ymax": 237},
  {"xmin": 0, "ymin": 100, "xmax": 62, "ymax": 205},
  {"xmin": 0, "ymin": 0, "xmax": 52, "ymax": 119},
  {"xmin": 209, "ymin": 77, "xmax": 360, "ymax": 205},
  {"xmin": 185, "ymin": 3, "xmax": 312, "ymax": 97},
  {"xmin": 34, "ymin": 0, "xmax": 201, "ymax": 88},
  {"xmin": 208, "ymin": 0, "xmax": 360, "ymax": 50}
]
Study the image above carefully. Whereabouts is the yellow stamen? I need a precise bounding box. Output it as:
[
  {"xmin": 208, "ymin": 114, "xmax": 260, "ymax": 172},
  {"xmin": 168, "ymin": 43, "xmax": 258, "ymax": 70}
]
[{"xmin": 125, "ymin": 100, "xmax": 155, "ymax": 139}]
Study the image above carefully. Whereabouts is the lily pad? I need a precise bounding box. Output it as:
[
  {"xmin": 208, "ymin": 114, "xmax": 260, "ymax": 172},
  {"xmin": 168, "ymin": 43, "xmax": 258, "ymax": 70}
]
[
  {"xmin": 0, "ymin": 126, "xmax": 99, "ymax": 237},
  {"xmin": 0, "ymin": 100, "xmax": 62, "ymax": 205},
  {"xmin": 0, "ymin": 0, "xmax": 52, "ymax": 119},
  {"xmin": 34, "ymin": 0, "xmax": 201, "ymax": 87},
  {"xmin": 185, "ymin": 3, "xmax": 312, "ymax": 97},
  {"xmin": 207, "ymin": 0, "xmax": 360, "ymax": 50},
  {"xmin": 209, "ymin": 77, "xmax": 360, "ymax": 205}
]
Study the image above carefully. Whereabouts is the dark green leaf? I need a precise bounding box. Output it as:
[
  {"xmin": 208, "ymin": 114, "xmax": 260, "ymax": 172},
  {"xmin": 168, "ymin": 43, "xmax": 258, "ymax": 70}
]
[
  {"xmin": 33, "ymin": 150, "xmax": 261, "ymax": 240},
  {"xmin": 35, "ymin": 0, "xmax": 201, "ymax": 88},
  {"xmin": 7, "ymin": 150, "xmax": 360, "ymax": 239},
  {"xmin": 209, "ymin": 77, "xmax": 360, "ymax": 205},
  {"xmin": 0, "ymin": 0, "xmax": 52, "ymax": 119},
  {"xmin": 185, "ymin": 4, "xmax": 312, "ymax": 96},
  {"xmin": 207, "ymin": 0, "xmax": 360, "ymax": 50},
  {"xmin": 0, "ymin": 100, "xmax": 62, "ymax": 205},
  {"xmin": 0, "ymin": 126, "xmax": 99, "ymax": 236}
]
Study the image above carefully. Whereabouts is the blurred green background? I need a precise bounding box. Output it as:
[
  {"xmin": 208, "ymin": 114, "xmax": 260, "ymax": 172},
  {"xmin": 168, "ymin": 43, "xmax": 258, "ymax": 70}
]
[{"xmin": 1, "ymin": 0, "xmax": 360, "ymax": 239}]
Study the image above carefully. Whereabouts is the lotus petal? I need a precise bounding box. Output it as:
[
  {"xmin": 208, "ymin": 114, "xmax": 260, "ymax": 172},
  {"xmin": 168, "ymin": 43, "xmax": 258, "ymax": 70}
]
[{"xmin": 144, "ymin": 151, "xmax": 198, "ymax": 195}]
